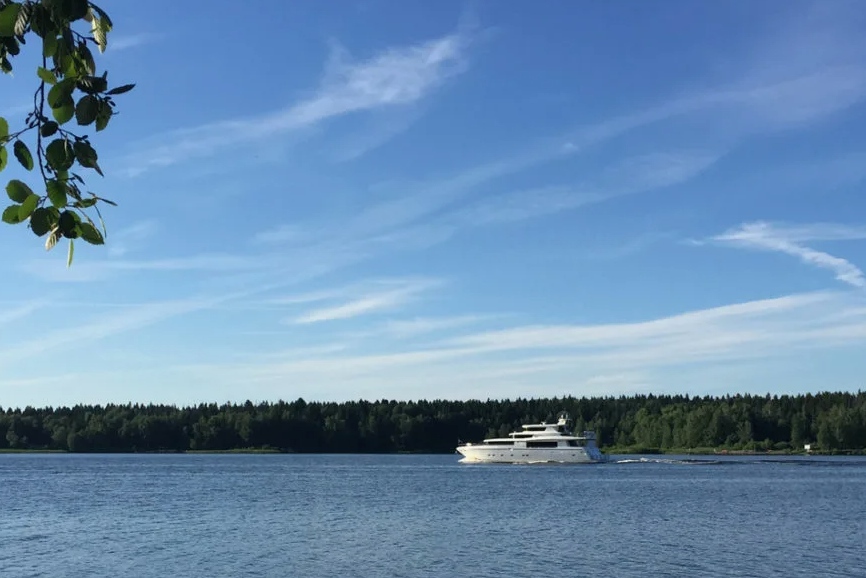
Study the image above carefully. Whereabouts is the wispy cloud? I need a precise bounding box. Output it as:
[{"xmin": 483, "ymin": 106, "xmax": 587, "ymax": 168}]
[
  {"xmin": 155, "ymin": 290, "xmax": 866, "ymax": 401},
  {"xmin": 0, "ymin": 301, "xmax": 42, "ymax": 326},
  {"xmin": 0, "ymin": 296, "xmax": 220, "ymax": 368},
  {"xmin": 251, "ymin": 147, "xmax": 721, "ymax": 271},
  {"xmin": 20, "ymin": 253, "xmax": 274, "ymax": 283},
  {"xmin": 448, "ymin": 151, "xmax": 720, "ymax": 229},
  {"xmin": 446, "ymin": 292, "xmax": 833, "ymax": 352},
  {"xmin": 121, "ymin": 30, "xmax": 470, "ymax": 176},
  {"xmin": 709, "ymin": 221, "xmax": 866, "ymax": 288},
  {"xmin": 291, "ymin": 278, "xmax": 441, "ymax": 324},
  {"xmin": 252, "ymin": 6, "xmax": 866, "ymax": 263},
  {"xmin": 329, "ymin": 108, "xmax": 424, "ymax": 162},
  {"xmin": 108, "ymin": 33, "xmax": 161, "ymax": 52},
  {"xmin": 108, "ymin": 221, "xmax": 159, "ymax": 257},
  {"xmin": 252, "ymin": 225, "xmax": 311, "ymax": 246},
  {"xmin": 370, "ymin": 314, "xmax": 496, "ymax": 338},
  {"xmin": 191, "ymin": 3, "xmax": 866, "ymax": 280}
]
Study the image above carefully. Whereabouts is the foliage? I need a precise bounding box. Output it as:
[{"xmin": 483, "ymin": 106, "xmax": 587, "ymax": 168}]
[
  {"xmin": 1, "ymin": 392, "xmax": 865, "ymax": 453},
  {"xmin": 0, "ymin": 0, "xmax": 133, "ymax": 265}
]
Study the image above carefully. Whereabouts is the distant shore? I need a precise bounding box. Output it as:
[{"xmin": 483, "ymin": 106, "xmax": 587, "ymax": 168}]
[
  {"xmin": 3, "ymin": 447, "xmax": 864, "ymax": 456},
  {"xmin": 3, "ymin": 394, "xmax": 864, "ymax": 455}
]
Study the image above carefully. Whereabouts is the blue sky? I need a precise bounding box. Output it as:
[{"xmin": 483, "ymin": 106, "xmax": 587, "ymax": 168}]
[{"xmin": 1, "ymin": 0, "xmax": 866, "ymax": 407}]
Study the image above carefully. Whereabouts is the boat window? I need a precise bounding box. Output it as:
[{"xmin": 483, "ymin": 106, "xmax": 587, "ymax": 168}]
[
  {"xmin": 526, "ymin": 441, "xmax": 558, "ymax": 449},
  {"xmin": 567, "ymin": 440, "xmax": 583, "ymax": 447},
  {"xmin": 484, "ymin": 440, "xmax": 514, "ymax": 446}
]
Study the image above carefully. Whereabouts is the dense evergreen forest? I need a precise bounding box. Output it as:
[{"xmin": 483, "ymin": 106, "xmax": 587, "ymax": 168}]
[{"xmin": 1, "ymin": 392, "xmax": 865, "ymax": 453}]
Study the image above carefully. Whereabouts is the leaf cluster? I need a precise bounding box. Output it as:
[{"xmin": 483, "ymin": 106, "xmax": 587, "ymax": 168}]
[{"xmin": 0, "ymin": 0, "xmax": 133, "ymax": 265}]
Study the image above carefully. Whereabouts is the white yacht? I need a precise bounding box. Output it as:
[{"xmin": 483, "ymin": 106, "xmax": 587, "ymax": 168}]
[{"xmin": 456, "ymin": 413, "xmax": 606, "ymax": 464}]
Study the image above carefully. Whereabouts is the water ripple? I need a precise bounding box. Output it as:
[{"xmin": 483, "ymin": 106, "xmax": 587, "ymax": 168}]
[{"xmin": 0, "ymin": 454, "xmax": 864, "ymax": 577}]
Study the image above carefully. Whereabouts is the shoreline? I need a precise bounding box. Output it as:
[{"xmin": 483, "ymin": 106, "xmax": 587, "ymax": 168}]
[
  {"xmin": 601, "ymin": 446, "xmax": 866, "ymax": 456},
  {"xmin": 2, "ymin": 448, "xmax": 864, "ymax": 456}
]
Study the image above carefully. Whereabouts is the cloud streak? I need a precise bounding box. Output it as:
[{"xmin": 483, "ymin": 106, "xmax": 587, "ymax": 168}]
[
  {"xmin": 710, "ymin": 221, "xmax": 866, "ymax": 288},
  {"xmin": 108, "ymin": 33, "xmax": 161, "ymax": 52},
  {"xmin": 0, "ymin": 302, "xmax": 43, "ymax": 326},
  {"xmin": 0, "ymin": 296, "xmax": 221, "ymax": 369},
  {"xmin": 291, "ymin": 278, "xmax": 440, "ymax": 324},
  {"xmin": 378, "ymin": 315, "xmax": 494, "ymax": 338},
  {"xmin": 121, "ymin": 31, "xmax": 469, "ymax": 176},
  {"xmin": 448, "ymin": 151, "xmax": 721, "ymax": 229},
  {"xmin": 108, "ymin": 221, "xmax": 159, "ymax": 257},
  {"xmin": 143, "ymin": 289, "xmax": 866, "ymax": 402},
  {"xmin": 250, "ymin": 3, "xmax": 866, "ymax": 266}
]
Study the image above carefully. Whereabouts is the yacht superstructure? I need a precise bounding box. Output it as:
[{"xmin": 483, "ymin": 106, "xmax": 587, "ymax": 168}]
[{"xmin": 456, "ymin": 413, "xmax": 605, "ymax": 464}]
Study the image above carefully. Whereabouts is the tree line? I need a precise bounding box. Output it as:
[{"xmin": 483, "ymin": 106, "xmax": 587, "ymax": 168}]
[{"xmin": 1, "ymin": 392, "xmax": 865, "ymax": 453}]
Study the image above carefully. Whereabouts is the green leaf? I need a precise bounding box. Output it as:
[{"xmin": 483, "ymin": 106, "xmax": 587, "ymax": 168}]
[
  {"xmin": 74, "ymin": 197, "xmax": 97, "ymax": 208},
  {"xmin": 61, "ymin": 0, "xmax": 90, "ymax": 22},
  {"xmin": 95, "ymin": 205, "xmax": 107, "ymax": 237},
  {"xmin": 90, "ymin": 14, "xmax": 110, "ymax": 54},
  {"xmin": 0, "ymin": 57, "xmax": 12, "ymax": 75},
  {"xmin": 2, "ymin": 204, "xmax": 22, "ymax": 224},
  {"xmin": 13, "ymin": 141, "xmax": 34, "ymax": 171},
  {"xmin": 58, "ymin": 210, "xmax": 78, "ymax": 237},
  {"xmin": 54, "ymin": 41, "xmax": 78, "ymax": 78},
  {"xmin": 43, "ymin": 34, "xmax": 59, "ymax": 58},
  {"xmin": 0, "ymin": 4, "xmax": 22, "ymax": 37},
  {"xmin": 29, "ymin": 4, "xmax": 48, "ymax": 37},
  {"xmin": 0, "ymin": 117, "xmax": 7, "ymax": 141},
  {"xmin": 29, "ymin": 207, "xmax": 55, "ymax": 236},
  {"xmin": 79, "ymin": 44, "xmax": 96, "ymax": 75},
  {"xmin": 52, "ymin": 98, "xmax": 75, "ymax": 124},
  {"xmin": 45, "ymin": 139, "xmax": 75, "ymax": 172},
  {"xmin": 45, "ymin": 227, "xmax": 60, "ymax": 251},
  {"xmin": 67, "ymin": 238, "xmax": 74, "ymax": 267},
  {"xmin": 75, "ymin": 95, "xmax": 99, "ymax": 125},
  {"xmin": 37, "ymin": 67, "xmax": 58, "ymax": 85},
  {"xmin": 106, "ymin": 84, "xmax": 136, "ymax": 96},
  {"xmin": 77, "ymin": 76, "xmax": 108, "ymax": 94},
  {"xmin": 73, "ymin": 141, "xmax": 102, "ymax": 175},
  {"xmin": 47, "ymin": 79, "xmax": 75, "ymax": 108},
  {"xmin": 95, "ymin": 101, "xmax": 112, "ymax": 131},
  {"xmin": 79, "ymin": 221, "xmax": 104, "ymax": 245},
  {"xmin": 46, "ymin": 179, "xmax": 68, "ymax": 208},
  {"xmin": 40, "ymin": 122, "xmax": 58, "ymax": 138},
  {"xmin": 90, "ymin": 5, "xmax": 114, "ymax": 29},
  {"xmin": 18, "ymin": 193, "xmax": 39, "ymax": 220},
  {"xmin": 1, "ymin": 36, "xmax": 20, "ymax": 57},
  {"xmin": 6, "ymin": 179, "xmax": 33, "ymax": 203},
  {"xmin": 13, "ymin": 2, "xmax": 30, "ymax": 36},
  {"xmin": 0, "ymin": 147, "xmax": 6, "ymax": 172}
]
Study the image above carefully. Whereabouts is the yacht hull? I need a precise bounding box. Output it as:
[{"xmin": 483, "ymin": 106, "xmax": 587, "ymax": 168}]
[{"xmin": 456, "ymin": 445, "xmax": 605, "ymax": 464}]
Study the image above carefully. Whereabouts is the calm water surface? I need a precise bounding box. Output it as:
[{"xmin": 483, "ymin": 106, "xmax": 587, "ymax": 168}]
[{"xmin": 1, "ymin": 454, "xmax": 864, "ymax": 577}]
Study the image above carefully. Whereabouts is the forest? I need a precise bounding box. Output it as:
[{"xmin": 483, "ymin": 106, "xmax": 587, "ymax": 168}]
[{"xmin": 1, "ymin": 392, "xmax": 865, "ymax": 454}]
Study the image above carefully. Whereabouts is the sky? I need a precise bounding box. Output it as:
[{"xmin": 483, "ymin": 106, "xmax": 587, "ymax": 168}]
[{"xmin": 1, "ymin": 0, "xmax": 866, "ymax": 407}]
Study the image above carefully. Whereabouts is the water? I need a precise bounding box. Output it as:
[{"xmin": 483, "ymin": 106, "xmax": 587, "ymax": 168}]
[{"xmin": 1, "ymin": 454, "xmax": 864, "ymax": 578}]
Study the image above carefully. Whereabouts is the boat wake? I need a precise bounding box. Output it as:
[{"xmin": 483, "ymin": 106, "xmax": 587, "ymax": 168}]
[
  {"xmin": 458, "ymin": 455, "xmax": 864, "ymax": 467},
  {"xmin": 613, "ymin": 457, "xmax": 722, "ymax": 466},
  {"xmin": 611, "ymin": 457, "xmax": 866, "ymax": 467}
]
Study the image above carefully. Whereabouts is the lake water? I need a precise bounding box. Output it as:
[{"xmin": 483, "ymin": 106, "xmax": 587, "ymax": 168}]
[{"xmin": 1, "ymin": 454, "xmax": 864, "ymax": 577}]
